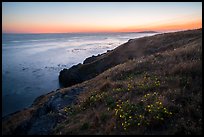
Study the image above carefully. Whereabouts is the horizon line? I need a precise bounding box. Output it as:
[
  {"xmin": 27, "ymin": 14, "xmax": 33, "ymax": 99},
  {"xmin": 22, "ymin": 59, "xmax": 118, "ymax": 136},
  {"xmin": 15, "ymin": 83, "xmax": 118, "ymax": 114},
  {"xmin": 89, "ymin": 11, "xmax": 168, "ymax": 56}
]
[{"xmin": 2, "ymin": 28, "xmax": 202, "ymax": 35}]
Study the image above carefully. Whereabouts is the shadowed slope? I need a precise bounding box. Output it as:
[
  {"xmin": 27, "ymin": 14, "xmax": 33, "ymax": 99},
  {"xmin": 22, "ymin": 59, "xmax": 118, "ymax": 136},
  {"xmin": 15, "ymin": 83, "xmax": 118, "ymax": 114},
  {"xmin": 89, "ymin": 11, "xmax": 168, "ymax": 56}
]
[{"xmin": 59, "ymin": 29, "xmax": 202, "ymax": 87}]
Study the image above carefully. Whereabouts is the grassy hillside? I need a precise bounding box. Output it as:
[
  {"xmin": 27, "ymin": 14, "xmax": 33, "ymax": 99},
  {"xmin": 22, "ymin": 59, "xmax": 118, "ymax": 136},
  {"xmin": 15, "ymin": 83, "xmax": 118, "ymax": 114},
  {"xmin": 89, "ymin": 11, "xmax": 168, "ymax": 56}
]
[
  {"xmin": 52, "ymin": 29, "xmax": 202, "ymax": 135},
  {"xmin": 2, "ymin": 29, "xmax": 202, "ymax": 135}
]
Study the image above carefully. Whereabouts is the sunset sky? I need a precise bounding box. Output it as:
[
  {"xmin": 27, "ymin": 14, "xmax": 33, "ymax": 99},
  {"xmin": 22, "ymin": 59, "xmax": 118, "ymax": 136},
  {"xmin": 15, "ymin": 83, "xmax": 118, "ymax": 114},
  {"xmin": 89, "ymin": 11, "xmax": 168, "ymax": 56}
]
[{"xmin": 2, "ymin": 2, "xmax": 202, "ymax": 33}]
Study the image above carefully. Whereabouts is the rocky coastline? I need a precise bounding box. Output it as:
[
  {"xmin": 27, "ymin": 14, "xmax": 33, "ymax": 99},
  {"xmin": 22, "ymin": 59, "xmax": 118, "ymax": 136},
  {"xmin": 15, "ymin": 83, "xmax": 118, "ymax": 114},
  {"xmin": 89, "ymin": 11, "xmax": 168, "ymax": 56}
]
[{"xmin": 2, "ymin": 28, "xmax": 202, "ymax": 135}]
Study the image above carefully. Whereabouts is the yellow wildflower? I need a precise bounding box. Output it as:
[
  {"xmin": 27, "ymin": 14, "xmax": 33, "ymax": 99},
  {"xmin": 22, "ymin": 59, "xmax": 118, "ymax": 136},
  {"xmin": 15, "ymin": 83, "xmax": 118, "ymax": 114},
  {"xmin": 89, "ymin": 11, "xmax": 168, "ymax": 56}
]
[
  {"xmin": 144, "ymin": 95, "xmax": 147, "ymax": 98},
  {"xmin": 115, "ymin": 110, "xmax": 118, "ymax": 115}
]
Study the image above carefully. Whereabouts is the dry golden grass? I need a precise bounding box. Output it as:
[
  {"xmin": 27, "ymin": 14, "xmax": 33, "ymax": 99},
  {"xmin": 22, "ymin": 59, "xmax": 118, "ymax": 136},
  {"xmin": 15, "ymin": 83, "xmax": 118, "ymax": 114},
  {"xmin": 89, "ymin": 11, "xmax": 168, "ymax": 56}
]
[{"xmin": 51, "ymin": 29, "xmax": 202, "ymax": 135}]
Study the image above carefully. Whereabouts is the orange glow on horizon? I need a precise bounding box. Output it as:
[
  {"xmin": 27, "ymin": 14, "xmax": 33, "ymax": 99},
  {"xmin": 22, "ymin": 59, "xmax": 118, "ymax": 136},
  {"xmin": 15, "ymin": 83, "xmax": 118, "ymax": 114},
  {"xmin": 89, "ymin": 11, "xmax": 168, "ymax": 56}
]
[{"xmin": 3, "ymin": 19, "xmax": 202, "ymax": 34}]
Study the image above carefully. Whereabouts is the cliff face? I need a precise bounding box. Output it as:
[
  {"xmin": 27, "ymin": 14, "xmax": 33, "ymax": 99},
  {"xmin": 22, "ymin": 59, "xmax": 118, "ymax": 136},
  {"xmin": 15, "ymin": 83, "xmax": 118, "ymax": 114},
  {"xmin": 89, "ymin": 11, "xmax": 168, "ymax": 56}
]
[
  {"xmin": 59, "ymin": 29, "xmax": 202, "ymax": 87},
  {"xmin": 2, "ymin": 29, "xmax": 202, "ymax": 135}
]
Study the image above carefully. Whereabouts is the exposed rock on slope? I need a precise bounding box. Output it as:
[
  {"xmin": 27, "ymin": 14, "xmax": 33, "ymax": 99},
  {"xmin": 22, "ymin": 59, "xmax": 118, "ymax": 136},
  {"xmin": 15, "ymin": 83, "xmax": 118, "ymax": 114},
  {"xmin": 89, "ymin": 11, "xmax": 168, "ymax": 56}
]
[{"xmin": 2, "ymin": 87, "xmax": 84, "ymax": 135}]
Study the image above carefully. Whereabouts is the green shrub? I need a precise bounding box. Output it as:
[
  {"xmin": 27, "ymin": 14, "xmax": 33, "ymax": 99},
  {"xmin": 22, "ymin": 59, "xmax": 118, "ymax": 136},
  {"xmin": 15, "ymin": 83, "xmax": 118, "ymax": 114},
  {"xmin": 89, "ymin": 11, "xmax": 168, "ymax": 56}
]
[{"xmin": 105, "ymin": 96, "xmax": 116, "ymax": 109}]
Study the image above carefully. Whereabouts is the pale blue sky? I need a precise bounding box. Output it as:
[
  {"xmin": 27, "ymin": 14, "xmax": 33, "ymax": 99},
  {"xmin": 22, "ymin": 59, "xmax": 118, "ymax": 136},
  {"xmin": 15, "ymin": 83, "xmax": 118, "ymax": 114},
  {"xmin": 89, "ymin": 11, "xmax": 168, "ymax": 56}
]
[{"xmin": 2, "ymin": 2, "xmax": 202, "ymax": 33}]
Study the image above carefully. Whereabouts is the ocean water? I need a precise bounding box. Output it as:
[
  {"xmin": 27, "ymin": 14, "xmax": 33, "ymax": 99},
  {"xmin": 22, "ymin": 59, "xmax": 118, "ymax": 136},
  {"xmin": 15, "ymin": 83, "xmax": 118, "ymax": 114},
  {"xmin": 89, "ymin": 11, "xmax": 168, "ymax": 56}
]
[{"xmin": 2, "ymin": 32, "xmax": 158, "ymax": 117}]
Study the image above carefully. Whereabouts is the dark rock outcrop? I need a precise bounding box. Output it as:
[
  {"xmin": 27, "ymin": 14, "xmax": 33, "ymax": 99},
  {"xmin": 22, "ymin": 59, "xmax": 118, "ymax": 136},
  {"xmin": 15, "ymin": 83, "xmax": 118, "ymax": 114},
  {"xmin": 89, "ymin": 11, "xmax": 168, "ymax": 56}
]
[
  {"xmin": 83, "ymin": 55, "xmax": 98, "ymax": 64},
  {"xmin": 59, "ymin": 64, "xmax": 83, "ymax": 87},
  {"xmin": 2, "ymin": 87, "xmax": 84, "ymax": 135}
]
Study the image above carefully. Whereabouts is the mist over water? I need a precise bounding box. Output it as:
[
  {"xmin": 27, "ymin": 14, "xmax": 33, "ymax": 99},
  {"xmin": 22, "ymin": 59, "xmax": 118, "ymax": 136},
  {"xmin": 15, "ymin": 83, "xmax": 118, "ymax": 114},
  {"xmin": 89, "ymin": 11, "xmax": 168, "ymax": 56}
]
[{"xmin": 2, "ymin": 32, "xmax": 158, "ymax": 117}]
